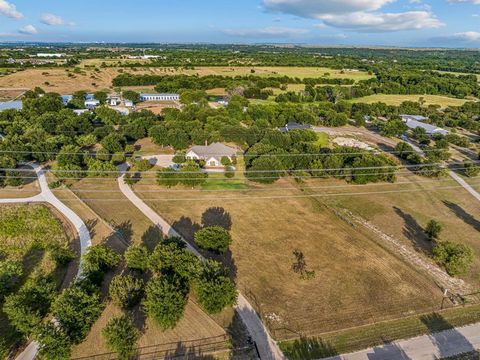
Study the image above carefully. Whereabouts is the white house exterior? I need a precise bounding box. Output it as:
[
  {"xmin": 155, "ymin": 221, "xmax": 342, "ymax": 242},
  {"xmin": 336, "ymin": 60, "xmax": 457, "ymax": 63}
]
[
  {"xmin": 186, "ymin": 143, "xmax": 237, "ymax": 169},
  {"xmin": 140, "ymin": 93, "xmax": 180, "ymax": 102},
  {"xmin": 85, "ymin": 100, "xmax": 100, "ymax": 109}
]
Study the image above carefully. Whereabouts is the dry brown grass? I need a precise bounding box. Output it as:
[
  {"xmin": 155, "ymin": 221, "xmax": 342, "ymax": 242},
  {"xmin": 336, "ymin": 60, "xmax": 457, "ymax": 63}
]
[{"xmin": 129, "ymin": 176, "xmax": 446, "ymax": 339}]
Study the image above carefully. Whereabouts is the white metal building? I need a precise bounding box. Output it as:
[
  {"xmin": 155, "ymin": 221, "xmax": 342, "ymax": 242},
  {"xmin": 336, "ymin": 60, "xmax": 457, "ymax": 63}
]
[{"xmin": 140, "ymin": 93, "xmax": 180, "ymax": 102}]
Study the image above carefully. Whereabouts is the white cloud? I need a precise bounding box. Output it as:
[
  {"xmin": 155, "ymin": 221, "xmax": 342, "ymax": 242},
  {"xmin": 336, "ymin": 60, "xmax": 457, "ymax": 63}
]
[
  {"xmin": 319, "ymin": 11, "xmax": 443, "ymax": 32},
  {"xmin": 223, "ymin": 26, "xmax": 309, "ymax": 38},
  {"xmin": 41, "ymin": 13, "xmax": 66, "ymax": 26},
  {"xmin": 0, "ymin": 0, "xmax": 23, "ymax": 19},
  {"xmin": 263, "ymin": 0, "xmax": 443, "ymax": 32},
  {"xmin": 437, "ymin": 31, "xmax": 480, "ymax": 42},
  {"xmin": 263, "ymin": 0, "xmax": 394, "ymax": 16},
  {"xmin": 448, "ymin": 0, "xmax": 480, "ymax": 4},
  {"xmin": 18, "ymin": 24, "xmax": 38, "ymax": 35}
]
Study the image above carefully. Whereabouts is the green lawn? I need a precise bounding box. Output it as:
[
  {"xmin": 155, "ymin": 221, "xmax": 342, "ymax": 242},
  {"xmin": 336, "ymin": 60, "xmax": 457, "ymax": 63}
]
[
  {"xmin": 315, "ymin": 132, "xmax": 329, "ymax": 147},
  {"xmin": 350, "ymin": 94, "xmax": 472, "ymax": 107},
  {"xmin": 201, "ymin": 179, "xmax": 250, "ymax": 191}
]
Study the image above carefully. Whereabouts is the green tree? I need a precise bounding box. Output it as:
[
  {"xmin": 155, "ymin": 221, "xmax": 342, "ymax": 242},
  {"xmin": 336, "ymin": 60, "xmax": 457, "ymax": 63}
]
[
  {"xmin": 51, "ymin": 284, "xmax": 104, "ymax": 343},
  {"xmin": 102, "ymin": 315, "xmax": 140, "ymax": 360},
  {"xmin": 433, "ymin": 241, "xmax": 475, "ymax": 276},
  {"xmin": 101, "ymin": 133, "xmax": 126, "ymax": 153},
  {"xmin": 35, "ymin": 323, "xmax": 71, "ymax": 360},
  {"xmin": 94, "ymin": 91, "xmax": 108, "ymax": 105},
  {"xmin": 246, "ymin": 156, "xmax": 285, "ymax": 184},
  {"xmin": 425, "ymin": 220, "xmax": 442, "ymax": 241},
  {"xmin": 195, "ymin": 261, "xmax": 237, "ymax": 314},
  {"xmin": 0, "ymin": 260, "xmax": 22, "ymax": 300},
  {"xmin": 143, "ymin": 276, "xmax": 188, "ymax": 330},
  {"xmin": 122, "ymin": 90, "xmax": 140, "ymax": 104},
  {"xmin": 82, "ymin": 245, "xmax": 120, "ymax": 279},
  {"xmin": 149, "ymin": 239, "xmax": 200, "ymax": 279},
  {"xmin": 109, "ymin": 275, "xmax": 144, "ymax": 309},
  {"xmin": 125, "ymin": 245, "xmax": 149, "ymax": 272},
  {"xmin": 194, "ymin": 226, "xmax": 232, "ymax": 254}
]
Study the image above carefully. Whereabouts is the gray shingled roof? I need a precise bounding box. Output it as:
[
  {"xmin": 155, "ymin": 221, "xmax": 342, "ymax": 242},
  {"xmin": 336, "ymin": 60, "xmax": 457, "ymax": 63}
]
[
  {"xmin": 0, "ymin": 101, "xmax": 22, "ymax": 111},
  {"xmin": 188, "ymin": 143, "xmax": 237, "ymax": 160}
]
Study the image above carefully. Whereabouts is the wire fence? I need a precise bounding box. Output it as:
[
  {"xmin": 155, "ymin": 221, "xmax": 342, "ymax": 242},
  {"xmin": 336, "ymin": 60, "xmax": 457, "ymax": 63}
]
[{"xmin": 71, "ymin": 334, "xmax": 257, "ymax": 360}]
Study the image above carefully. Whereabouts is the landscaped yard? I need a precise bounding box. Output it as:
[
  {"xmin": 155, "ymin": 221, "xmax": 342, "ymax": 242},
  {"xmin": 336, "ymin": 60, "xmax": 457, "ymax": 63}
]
[{"xmin": 350, "ymin": 94, "xmax": 472, "ymax": 107}]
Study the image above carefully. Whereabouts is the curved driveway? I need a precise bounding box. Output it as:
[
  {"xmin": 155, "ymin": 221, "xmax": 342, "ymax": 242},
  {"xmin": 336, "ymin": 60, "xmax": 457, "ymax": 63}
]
[{"xmin": 0, "ymin": 163, "xmax": 92, "ymax": 360}]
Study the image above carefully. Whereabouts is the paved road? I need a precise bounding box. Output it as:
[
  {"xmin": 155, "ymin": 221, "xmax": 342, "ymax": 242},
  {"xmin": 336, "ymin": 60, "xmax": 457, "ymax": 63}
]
[
  {"xmin": 117, "ymin": 165, "xmax": 285, "ymax": 360},
  {"xmin": 0, "ymin": 163, "xmax": 92, "ymax": 360},
  {"xmin": 324, "ymin": 322, "xmax": 480, "ymax": 360}
]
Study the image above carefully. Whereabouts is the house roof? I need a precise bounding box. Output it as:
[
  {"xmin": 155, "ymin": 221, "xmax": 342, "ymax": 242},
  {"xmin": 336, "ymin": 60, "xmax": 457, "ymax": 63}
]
[
  {"xmin": 401, "ymin": 114, "xmax": 428, "ymax": 121},
  {"xmin": 0, "ymin": 101, "xmax": 22, "ymax": 111},
  {"xmin": 188, "ymin": 143, "xmax": 237, "ymax": 160},
  {"xmin": 405, "ymin": 119, "xmax": 449, "ymax": 135},
  {"xmin": 140, "ymin": 93, "xmax": 179, "ymax": 97}
]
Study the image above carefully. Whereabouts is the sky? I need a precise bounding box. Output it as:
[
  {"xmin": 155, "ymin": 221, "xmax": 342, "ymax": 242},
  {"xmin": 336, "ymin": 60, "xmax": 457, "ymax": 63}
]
[{"xmin": 0, "ymin": 0, "xmax": 479, "ymax": 48}]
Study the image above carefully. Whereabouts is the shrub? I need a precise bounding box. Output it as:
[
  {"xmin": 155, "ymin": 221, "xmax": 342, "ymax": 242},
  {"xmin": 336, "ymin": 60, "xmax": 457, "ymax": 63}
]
[
  {"xmin": 109, "ymin": 275, "xmax": 144, "ymax": 309},
  {"xmin": 143, "ymin": 275, "xmax": 188, "ymax": 330},
  {"xmin": 48, "ymin": 245, "xmax": 75, "ymax": 267},
  {"xmin": 135, "ymin": 159, "xmax": 153, "ymax": 172},
  {"xmin": 433, "ymin": 241, "xmax": 474, "ymax": 276},
  {"xmin": 102, "ymin": 315, "xmax": 140, "ymax": 360},
  {"xmin": 82, "ymin": 245, "xmax": 120, "ymax": 278},
  {"xmin": 194, "ymin": 226, "xmax": 232, "ymax": 254},
  {"xmin": 195, "ymin": 261, "xmax": 237, "ymax": 314},
  {"xmin": 35, "ymin": 323, "xmax": 71, "ymax": 360},
  {"xmin": 425, "ymin": 220, "xmax": 442, "ymax": 241},
  {"xmin": 124, "ymin": 245, "xmax": 149, "ymax": 272}
]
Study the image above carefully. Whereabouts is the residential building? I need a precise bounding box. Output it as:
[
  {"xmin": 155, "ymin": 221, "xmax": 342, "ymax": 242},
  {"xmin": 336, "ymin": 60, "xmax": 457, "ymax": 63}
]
[
  {"xmin": 73, "ymin": 109, "xmax": 89, "ymax": 116},
  {"xmin": 107, "ymin": 95, "xmax": 121, "ymax": 106},
  {"xmin": 36, "ymin": 53, "xmax": 66, "ymax": 58},
  {"xmin": 124, "ymin": 100, "xmax": 134, "ymax": 108},
  {"xmin": 186, "ymin": 143, "xmax": 237, "ymax": 169},
  {"xmin": 404, "ymin": 119, "xmax": 449, "ymax": 136},
  {"xmin": 61, "ymin": 95, "xmax": 73, "ymax": 106},
  {"xmin": 140, "ymin": 93, "xmax": 180, "ymax": 102},
  {"xmin": 85, "ymin": 100, "xmax": 100, "ymax": 110},
  {"xmin": 400, "ymin": 114, "xmax": 428, "ymax": 122}
]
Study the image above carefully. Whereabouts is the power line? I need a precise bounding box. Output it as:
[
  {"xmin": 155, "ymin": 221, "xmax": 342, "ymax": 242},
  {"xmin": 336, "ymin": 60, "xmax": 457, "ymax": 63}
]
[
  {"xmin": 2, "ymin": 161, "xmax": 475, "ymax": 175},
  {"xmin": 3, "ymin": 177, "xmax": 469, "ymax": 194},
  {"xmin": 48, "ymin": 183, "xmax": 480, "ymax": 203},
  {"xmin": 1, "ymin": 166, "xmax": 474, "ymax": 182}
]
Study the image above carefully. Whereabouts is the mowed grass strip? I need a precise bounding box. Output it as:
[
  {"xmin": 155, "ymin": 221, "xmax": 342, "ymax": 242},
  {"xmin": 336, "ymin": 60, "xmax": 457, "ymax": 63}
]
[
  {"xmin": 350, "ymin": 94, "xmax": 471, "ymax": 107},
  {"xmin": 279, "ymin": 303, "xmax": 480, "ymax": 360}
]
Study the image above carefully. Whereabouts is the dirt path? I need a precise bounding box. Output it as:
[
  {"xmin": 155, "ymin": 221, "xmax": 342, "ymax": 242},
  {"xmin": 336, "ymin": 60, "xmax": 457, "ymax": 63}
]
[
  {"xmin": 448, "ymin": 171, "xmax": 480, "ymax": 202},
  {"xmin": 346, "ymin": 210, "xmax": 472, "ymax": 295},
  {"xmin": 0, "ymin": 163, "xmax": 92, "ymax": 360},
  {"xmin": 117, "ymin": 164, "xmax": 285, "ymax": 360}
]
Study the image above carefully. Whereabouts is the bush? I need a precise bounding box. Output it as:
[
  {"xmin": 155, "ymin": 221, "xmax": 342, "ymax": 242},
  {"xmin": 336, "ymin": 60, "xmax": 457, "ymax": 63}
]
[
  {"xmin": 194, "ymin": 226, "xmax": 232, "ymax": 254},
  {"xmin": 143, "ymin": 275, "xmax": 188, "ymax": 330},
  {"xmin": 195, "ymin": 261, "xmax": 237, "ymax": 314},
  {"xmin": 102, "ymin": 315, "xmax": 140, "ymax": 360},
  {"xmin": 109, "ymin": 275, "xmax": 144, "ymax": 309},
  {"xmin": 425, "ymin": 220, "xmax": 442, "ymax": 241},
  {"xmin": 35, "ymin": 323, "xmax": 71, "ymax": 360},
  {"xmin": 82, "ymin": 245, "xmax": 120, "ymax": 279},
  {"xmin": 134, "ymin": 159, "xmax": 153, "ymax": 172},
  {"xmin": 225, "ymin": 166, "xmax": 235, "ymax": 178},
  {"xmin": 124, "ymin": 245, "xmax": 149, "ymax": 272},
  {"xmin": 48, "ymin": 245, "xmax": 75, "ymax": 267},
  {"xmin": 433, "ymin": 241, "xmax": 474, "ymax": 276},
  {"xmin": 51, "ymin": 283, "xmax": 105, "ymax": 343}
]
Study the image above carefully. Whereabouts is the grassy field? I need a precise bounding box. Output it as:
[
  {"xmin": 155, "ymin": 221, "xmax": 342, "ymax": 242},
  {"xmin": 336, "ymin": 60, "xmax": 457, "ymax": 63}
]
[
  {"xmin": 0, "ymin": 65, "xmax": 372, "ymax": 95},
  {"xmin": 0, "ymin": 204, "xmax": 72, "ymax": 354},
  {"xmin": 129, "ymin": 174, "xmax": 451, "ymax": 340},
  {"xmin": 350, "ymin": 94, "xmax": 471, "ymax": 107},
  {"xmin": 279, "ymin": 303, "xmax": 480, "ymax": 359},
  {"xmin": 317, "ymin": 173, "xmax": 480, "ymax": 287}
]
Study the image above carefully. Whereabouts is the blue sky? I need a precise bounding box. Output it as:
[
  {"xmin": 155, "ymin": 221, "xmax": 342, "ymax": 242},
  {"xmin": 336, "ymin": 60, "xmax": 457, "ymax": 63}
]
[{"xmin": 0, "ymin": 0, "xmax": 479, "ymax": 47}]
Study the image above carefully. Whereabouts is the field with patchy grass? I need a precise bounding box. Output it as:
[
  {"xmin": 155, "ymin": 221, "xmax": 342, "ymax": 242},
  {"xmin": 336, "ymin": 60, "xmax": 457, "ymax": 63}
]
[
  {"xmin": 317, "ymin": 173, "xmax": 480, "ymax": 287},
  {"xmin": 350, "ymin": 94, "xmax": 472, "ymax": 107},
  {"xmin": 0, "ymin": 65, "xmax": 372, "ymax": 95},
  {"xmin": 0, "ymin": 204, "xmax": 73, "ymax": 354},
  {"xmin": 128, "ymin": 174, "xmax": 451, "ymax": 340}
]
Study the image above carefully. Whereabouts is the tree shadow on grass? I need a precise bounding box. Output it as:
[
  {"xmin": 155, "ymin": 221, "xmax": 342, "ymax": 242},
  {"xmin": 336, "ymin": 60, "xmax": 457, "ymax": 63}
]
[
  {"xmin": 443, "ymin": 201, "xmax": 480, "ymax": 232},
  {"xmin": 171, "ymin": 216, "xmax": 202, "ymax": 242},
  {"xmin": 141, "ymin": 225, "xmax": 164, "ymax": 251},
  {"xmin": 393, "ymin": 207, "xmax": 433, "ymax": 255},
  {"xmin": 420, "ymin": 313, "xmax": 475, "ymax": 359},
  {"xmin": 201, "ymin": 207, "xmax": 232, "ymax": 230}
]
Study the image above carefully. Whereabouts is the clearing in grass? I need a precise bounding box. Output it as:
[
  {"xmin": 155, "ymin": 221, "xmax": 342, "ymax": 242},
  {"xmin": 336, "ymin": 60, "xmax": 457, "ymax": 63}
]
[{"xmin": 350, "ymin": 94, "xmax": 472, "ymax": 108}]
